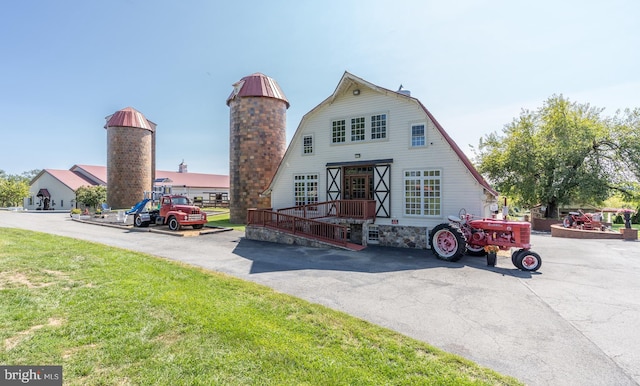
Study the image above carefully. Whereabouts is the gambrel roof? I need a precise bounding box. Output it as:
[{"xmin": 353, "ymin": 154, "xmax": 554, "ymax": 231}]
[{"xmin": 265, "ymin": 71, "xmax": 497, "ymax": 197}]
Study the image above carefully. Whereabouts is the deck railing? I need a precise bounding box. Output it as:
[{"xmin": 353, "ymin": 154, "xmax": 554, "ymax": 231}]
[
  {"xmin": 247, "ymin": 209, "xmax": 349, "ymax": 247},
  {"xmin": 277, "ymin": 200, "xmax": 376, "ymax": 220}
]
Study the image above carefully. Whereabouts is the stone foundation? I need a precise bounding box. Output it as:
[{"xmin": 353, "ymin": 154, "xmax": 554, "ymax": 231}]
[
  {"xmin": 245, "ymin": 225, "xmax": 347, "ymax": 250},
  {"xmin": 377, "ymin": 224, "xmax": 428, "ymax": 249},
  {"xmin": 247, "ymin": 222, "xmax": 432, "ymax": 250}
]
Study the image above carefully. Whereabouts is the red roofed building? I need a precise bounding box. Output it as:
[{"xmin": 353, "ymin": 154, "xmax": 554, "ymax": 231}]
[{"xmin": 25, "ymin": 163, "xmax": 229, "ymax": 211}]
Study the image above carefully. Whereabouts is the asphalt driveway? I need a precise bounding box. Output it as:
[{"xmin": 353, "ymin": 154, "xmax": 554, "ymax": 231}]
[{"xmin": 1, "ymin": 211, "xmax": 638, "ymax": 385}]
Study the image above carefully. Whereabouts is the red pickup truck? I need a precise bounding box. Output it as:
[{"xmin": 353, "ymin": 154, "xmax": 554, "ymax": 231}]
[{"xmin": 132, "ymin": 195, "xmax": 207, "ymax": 231}]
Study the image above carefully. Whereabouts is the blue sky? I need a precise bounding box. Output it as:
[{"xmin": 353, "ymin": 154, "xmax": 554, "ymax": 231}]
[{"xmin": 1, "ymin": 0, "xmax": 639, "ymax": 176}]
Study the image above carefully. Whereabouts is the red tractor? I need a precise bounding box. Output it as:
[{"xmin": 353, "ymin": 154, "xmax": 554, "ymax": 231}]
[
  {"xmin": 429, "ymin": 209, "xmax": 542, "ymax": 271},
  {"xmin": 562, "ymin": 210, "xmax": 606, "ymax": 231}
]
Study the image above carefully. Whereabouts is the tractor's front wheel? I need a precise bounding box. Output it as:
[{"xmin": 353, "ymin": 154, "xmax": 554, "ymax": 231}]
[
  {"xmin": 168, "ymin": 217, "xmax": 181, "ymax": 231},
  {"xmin": 430, "ymin": 224, "xmax": 466, "ymax": 262},
  {"xmin": 466, "ymin": 244, "xmax": 486, "ymax": 256},
  {"xmin": 516, "ymin": 250, "xmax": 542, "ymax": 272},
  {"xmin": 511, "ymin": 249, "xmax": 526, "ymax": 269}
]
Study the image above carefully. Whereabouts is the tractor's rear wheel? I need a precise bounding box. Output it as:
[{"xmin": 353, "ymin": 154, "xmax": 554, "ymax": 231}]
[
  {"xmin": 192, "ymin": 224, "xmax": 204, "ymax": 229},
  {"xmin": 516, "ymin": 250, "xmax": 542, "ymax": 272},
  {"xmin": 430, "ymin": 224, "xmax": 466, "ymax": 262},
  {"xmin": 168, "ymin": 217, "xmax": 181, "ymax": 231}
]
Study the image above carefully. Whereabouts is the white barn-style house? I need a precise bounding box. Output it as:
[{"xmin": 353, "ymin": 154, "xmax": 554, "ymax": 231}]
[{"xmin": 261, "ymin": 72, "xmax": 498, "ymax": 249}]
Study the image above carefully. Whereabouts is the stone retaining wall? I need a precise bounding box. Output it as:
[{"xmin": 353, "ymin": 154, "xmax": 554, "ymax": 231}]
[{"xmin": 245, "ymin": 226, "xmax": 346, "ymax": 250}]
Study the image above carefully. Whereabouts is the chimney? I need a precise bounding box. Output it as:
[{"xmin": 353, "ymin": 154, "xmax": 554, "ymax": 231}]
[{"xmin": 179, "ymin": 160, "xmax": 188, "ymax": 173}]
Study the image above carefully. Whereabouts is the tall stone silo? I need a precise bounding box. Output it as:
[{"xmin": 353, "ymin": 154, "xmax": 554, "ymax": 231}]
[
  {"xmin": 227, "ymin": 73, "xmax": 289, "ymax": 224},
  {"xmin": 104, "ymin": 107, "xmax": 156, "ymax": 209}
]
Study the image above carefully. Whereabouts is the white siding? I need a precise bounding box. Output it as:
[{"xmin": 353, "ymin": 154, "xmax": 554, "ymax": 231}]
[
  {"xmin": 25, "ymin": 173, "xmax": 76, "ymax": 211},
  {"xmin": 271, "ymin": 85, "xmax": 491, "ymax": 229}
]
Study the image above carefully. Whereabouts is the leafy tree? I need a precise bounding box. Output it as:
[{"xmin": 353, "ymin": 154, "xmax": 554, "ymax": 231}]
[
  {"xmin": 475, "ymin": 95, "xmax": 640, "ymax": 218},
  {"xmin": 75, "ymin": 185, "xmax": 107, "ymax": 210},
  {"xmin": 21, "ymin": 169, "xmax": 41, "ymax": 181},
  {"xmin": 0, "ymin": 175, "xmax": 30, "ymax": 207}
]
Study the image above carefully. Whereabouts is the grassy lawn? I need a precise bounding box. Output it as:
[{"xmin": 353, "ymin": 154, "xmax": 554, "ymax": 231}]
[
  {"xmin": 610, "ymin": 223, "xmax": 640, "ymax": 231},
  {"xmin": 204, "ymin": 208, "xmax": 246, "ymax": 231},
  {"xmin": 0, "ymin": 229, "xmax": 521, "ymax": 385}
]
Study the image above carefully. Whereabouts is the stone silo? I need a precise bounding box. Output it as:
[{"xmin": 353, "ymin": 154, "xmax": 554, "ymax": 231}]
[
  {"xmin": 105, "ymin": 107, "xmax": 156, "ymax": 209},
  {"xmin": 227, "ymin": 73, "xmax": 289, "ymax": 224}
]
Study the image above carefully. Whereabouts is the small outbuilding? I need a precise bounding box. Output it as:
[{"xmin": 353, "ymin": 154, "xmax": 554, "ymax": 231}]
[{"xmin": 24, "ymin": 164, "xmax": 229, "ymax": 211}]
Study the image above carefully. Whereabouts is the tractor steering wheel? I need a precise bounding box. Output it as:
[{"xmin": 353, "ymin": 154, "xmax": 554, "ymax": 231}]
[{"xmin": 458, "ymin": 208, "xmax": 467, "ymax": 219}]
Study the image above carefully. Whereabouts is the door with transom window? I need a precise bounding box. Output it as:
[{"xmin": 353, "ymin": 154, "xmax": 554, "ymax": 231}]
[{"xmin": 343, "ymin": 167, "xmax": 373, "ymax": 200}]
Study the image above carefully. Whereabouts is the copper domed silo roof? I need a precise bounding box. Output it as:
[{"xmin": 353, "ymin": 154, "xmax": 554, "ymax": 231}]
[
  {"xmin": 226, "ymin": 73, "xmax": 289, "ymax": 108},
  {"xmin": 104, "ymin": 107, "xmax": 154, "ymax": 131}
]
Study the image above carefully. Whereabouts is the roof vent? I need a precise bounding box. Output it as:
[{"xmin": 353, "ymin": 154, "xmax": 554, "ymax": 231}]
[{"xmin": 397, "ymin": 84, "xmax": 411, "ymax": 96}]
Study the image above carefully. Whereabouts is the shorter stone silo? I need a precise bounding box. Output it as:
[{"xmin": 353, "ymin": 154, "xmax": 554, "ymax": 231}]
[{"xmin": 105, "ymin": 107, "xmax": 156, "ymax": 209}]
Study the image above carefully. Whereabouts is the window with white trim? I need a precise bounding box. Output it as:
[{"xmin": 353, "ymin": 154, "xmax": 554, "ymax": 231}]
[
  {"xmin": 294, "ymin": 174, "xmax": 318, "ymax": 206},
  {"xmin": 351, "ymin": 117, "xmax": 365, "ymax": 142},
  {"xmin": 411, "ymin": 123, "xmax": 426, "ymax": 147},
  {"xmin": 332, "ymin": 120, "xmax": 346, "ymax": 143},
  {"xmin": 303, "ymin": 134, "xmax": 313, "ymax": 154},
  {"xmin": 404, "ymin": 170, "xmax": 441, "ymax": 216},
  {"xmin": 371, "ymin": 114, "xmax": 387, "ymax": 139}
]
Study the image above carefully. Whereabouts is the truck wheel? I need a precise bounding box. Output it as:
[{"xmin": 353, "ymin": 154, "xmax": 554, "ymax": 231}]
[
  {"xmin": 430, "ymin": 224, "xmax": 466, "ymax": 262},
  {"xmin": 192, "ymin": 224, "xmax": 204, "ymax": 229},
  {"xmin": 134, "ymin": 215, "xmax": 149, "ymax": 228},
  {"xmin": 168, "ymin": 216, "xmax": 181, "ymax": 231},
  {"xmin": 516, "ymin": 250, "xmax": 542, "ymax": 272}
]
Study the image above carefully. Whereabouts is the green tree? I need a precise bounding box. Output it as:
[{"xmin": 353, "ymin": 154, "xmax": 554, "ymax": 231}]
[
  {"xmin": 21, "ymin": 169, "xmax": 41, "ymax": 181},
  {"xmin": 0, "ymin": 175, "xmax": 30, "ymax": 207},
  {"xmin": 75, "ymin": 185, "xmax": 107, "ymax": 210},
  {"xmin": 475, "ymin": 95, "xmax": 640, "ymax": 218}
]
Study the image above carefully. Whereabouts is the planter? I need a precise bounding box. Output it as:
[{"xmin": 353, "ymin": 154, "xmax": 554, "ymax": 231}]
[
  {"xmin": 620, "ymin": 228, "xmax": 638, "ymax": 241},
  {"xmin": 486, "ymin": 252, "xmax": 497, "ymax": 266}
]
